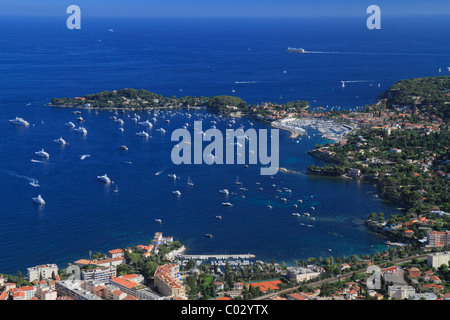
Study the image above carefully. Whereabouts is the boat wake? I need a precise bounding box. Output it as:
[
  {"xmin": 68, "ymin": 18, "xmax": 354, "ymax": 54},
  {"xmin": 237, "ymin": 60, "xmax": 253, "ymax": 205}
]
[
  {"xmin": 31, "ymin": 159, "xmax": 50, "ymax": 164},
  {"xmin": 1, "ymin": 169, "xmax": 40, "ymax": 187}
]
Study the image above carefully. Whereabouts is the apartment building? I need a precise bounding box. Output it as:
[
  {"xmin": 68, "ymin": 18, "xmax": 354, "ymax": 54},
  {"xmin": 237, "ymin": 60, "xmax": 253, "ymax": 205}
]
[
  {"xmin": 427, "ymin": 251, "xmax": 450, "ymax": 268},
  {"xmin": 154, "ymin": 264, "xmax": 186, "ymax": 299},
  {"xmin": 27, "ymin": 264, "xmax": 59, "ymax": 282},
  {"xmin": 81, "ymin": 266, "xmax": 117, "ymax": 282},
  {"xmin": 426, "ymin": 231, "xmax": 450, "ymax": 248}
]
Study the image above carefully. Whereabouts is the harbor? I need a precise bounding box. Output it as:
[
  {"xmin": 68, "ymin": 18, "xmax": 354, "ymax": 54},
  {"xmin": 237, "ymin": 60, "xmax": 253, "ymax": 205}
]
[{"xmin": 272, "ymin": 117, "xmax": 356, "ymax": 141}]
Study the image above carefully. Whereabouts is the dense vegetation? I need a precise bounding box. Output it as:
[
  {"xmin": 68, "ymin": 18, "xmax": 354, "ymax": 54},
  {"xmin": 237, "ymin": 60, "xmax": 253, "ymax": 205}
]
[{"xmin": 380, "ymin": 76, "xmax": 450, "ymax": 119}]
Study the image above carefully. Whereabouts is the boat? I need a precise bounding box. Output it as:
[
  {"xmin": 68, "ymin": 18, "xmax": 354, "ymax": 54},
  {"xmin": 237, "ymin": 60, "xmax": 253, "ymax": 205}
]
[
  {"xmin": 328, "ymin": 249, "xmax": 332, "ymax": 252},
  {"xmin": 54, "ymin": 137, "xmax": 67, "ymax": 145},
  {"xmin": 155, "ymin": 128, "xmax": 166, "ymax": 133},
  {"xmin": 219, "ymin": 189, "xmax": 229, "ymax": 195},
  {"xmin": 222, "ymin": 202, "xmax": 233, "ymax": 206},
  {"xmin": 303, "ymin": 213, "xmax": 310, "ymax": 217},
  {"xmin": 80, "ymin": 154, "xmax": 90, "ymax": 160},
  {"xmin": 187, "ymin": 176, "xmax": 194, "ymax": 186},
  {"xmin": 65, "ymin": 121, "xmax": 75, "ymax": 127},
  {"xmin": 216, "ymin": 216, "xmax": 222, "ymax": 220},
  {"xmin": 29, "ymin": 179, "xmax": 40, "ymax": 188},
  {"xmin": 97, "ymin": 174, "xmax": 111, "ymax": 183},
  {"xmin": 118, "ymin": 145, "xmax": 128, "ymax": 151},
  {"xmin": 234, "ymin": 176, "xmax": 242, "ymax": 185},
  {"xmin": 205, "ymin": 233, "xmax": 214, "ymax": 238},
  {"xmin": 9, "ymin": 117, "xmax": 29, "ymax": 126},
  {"xmin": 115, "ymin": 119, "xmax": 124, "ymax": 125},
  {"xmin": 292, "ymin": 213, "xmax": 301, "ymax": 217},
  {"xmin": 172, "ymin": 190, "xmax": 181, "ymax": 196},
  {"xmin": 72, "ymin": 111, "xmax": 81, "ymax": 114},
  {"xmin": 35, "ymin": 149, "xmax": 49, "ymax": 159},
  {"xmin": 286, "ymin": 47, "xmax": 305, "ymax": 53},
  {"xmin": 74, "ymin": 126, "xmax": 87, "ymax": 134},
  {"xmin": 136, "ymin": 131, "xmax": 149, "ymax": 137},
  {"xmin": 168, "ymin": 173, "xmax": 177, "ymax": 179},
  {"xmin": 32, "ymin": 194, "xmax": 45, "ymax": 205},
  {"xmin": 138, "ymin": 120, "xmax": 152, "ymax": 127},
  {"xmin": 76, "ymin": 117, "xmax": 84, "ymax": 121},
  {"xmin": 155, "ymin": 219, "xmax": 162, "ymax": 224},
  {"xmin": 280, "ymin": 198, "xmax": 287, "ymax": 202}
]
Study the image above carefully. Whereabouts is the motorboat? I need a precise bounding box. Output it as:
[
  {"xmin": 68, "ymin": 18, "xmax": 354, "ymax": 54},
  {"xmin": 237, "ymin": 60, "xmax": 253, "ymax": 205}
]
[
  {"xmin": 118, "ymin": 145, "xmax": 128, "ymax": 151},
  {"xmin": 35, "ymin": 149, "xmax": 49, "ymax": 158},
  {"xmin": 74, "ymin": 126, "xmax": 87, "ymax": 134},
  {"xmin": 76, "ymin": 117, "xmax": 84, "ymax": 121},
  {"xmin": 136, "ymin": 131, "xmax": 149, "ymax": 137},
  {"xmin": 219, "ymin": 189, "xmax": 229, "ymax": 195},
  {"xmin": 168, "ymin": 174, "xmax": 177, "ymax": 179},
  {"xmin": 9, "ymin": 117, "xmax": 29, "ymax": 126},
  {"xmin": 155, "ymin": 219, "xmax": 162, "ymax": 224},
  {"xmin": 205, "ymin": 233, "xmax": 213, "ymax": 238},
  {"xmin": 65, "ymin": 121, "xmax": 75, "ymax": 127},
  {"xmin": 32, "ymin": 194, "xmax": 45, "ymax": 205},
  {"xmin": 54, "ymin": 137, "xmax": 67, "ymax": 145},
  {"xmin": 187, "ymin": 176, "xmax": 194, "ymax": 186},
  {"xmin": 222, "ymin": 202, "xmax": 233, "ymax": 206},
  {"xmin": 172, "ymin": 190, "xmax": 181, "ymax": 196},
  {"xmin": 97, "ymin": 174, "xmax": 111, "ymax": 183},
  {"xmin": 216, "ymin": 216, "xmax": 222, "ymax": 220},
  {"xmin": 138, "ymin": 120, "xmax": 152, "ymax": 127},
  {"xmin": 155, "ymin": 128, "xmax": 166, "ymax": 133}
]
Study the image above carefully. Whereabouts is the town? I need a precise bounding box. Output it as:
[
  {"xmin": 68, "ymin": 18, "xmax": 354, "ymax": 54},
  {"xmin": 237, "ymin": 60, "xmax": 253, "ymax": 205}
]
[{"xmin": 1, "ymin": 230, "xmax": 449, "ymax": 301}]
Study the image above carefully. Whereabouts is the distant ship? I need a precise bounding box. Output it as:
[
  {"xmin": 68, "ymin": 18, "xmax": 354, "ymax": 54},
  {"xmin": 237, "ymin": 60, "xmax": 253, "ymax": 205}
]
[{"xmin": 287, "ymin": 47, "xmax": 305, "ymax": 53}]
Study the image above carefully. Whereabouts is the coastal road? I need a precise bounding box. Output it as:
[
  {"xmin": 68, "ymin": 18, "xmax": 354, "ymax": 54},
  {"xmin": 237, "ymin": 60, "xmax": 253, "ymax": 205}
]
[{"xmin": 253, "ymin": 254, "xmax": 428, "ymax": 300}]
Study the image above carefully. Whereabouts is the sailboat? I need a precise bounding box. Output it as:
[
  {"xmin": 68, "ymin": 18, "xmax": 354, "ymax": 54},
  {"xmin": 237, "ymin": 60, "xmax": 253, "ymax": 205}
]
[
  {"xmin": 187, "ymin": 176, "xmax": 194, "ymax": 186},
  {"xmin": 235, "ymin": 176, "xmax": 242, "ymax": 185}
]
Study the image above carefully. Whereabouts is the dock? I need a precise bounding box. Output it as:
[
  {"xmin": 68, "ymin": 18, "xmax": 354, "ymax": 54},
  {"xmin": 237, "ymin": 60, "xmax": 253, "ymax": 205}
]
[{"xmin": 178, "ymin": 253, "xmax": 255, "ymax": 260}]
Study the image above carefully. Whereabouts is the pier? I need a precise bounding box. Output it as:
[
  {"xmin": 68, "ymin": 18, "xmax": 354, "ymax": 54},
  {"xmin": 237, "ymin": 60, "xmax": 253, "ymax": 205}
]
[{"xmin": 178, "ymin": 253, "xmax": 255, "ymax": 260}]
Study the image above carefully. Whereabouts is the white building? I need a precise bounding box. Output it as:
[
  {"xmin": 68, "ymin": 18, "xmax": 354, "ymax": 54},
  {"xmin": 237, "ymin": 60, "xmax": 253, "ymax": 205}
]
[
  {"xmin": 27, "ymin": 264, "xmax": 59, "ymax": 282},
  {"xmin": 286, "ymin": 265, "xmax": 325, "ymax": 282},
  {"xmin": 388, "ymin": 286, "xmax": 416, "ymax": 300},
  {"xmin": 427, "ymin": 251, "xmax": 450, "ymax": 269}
]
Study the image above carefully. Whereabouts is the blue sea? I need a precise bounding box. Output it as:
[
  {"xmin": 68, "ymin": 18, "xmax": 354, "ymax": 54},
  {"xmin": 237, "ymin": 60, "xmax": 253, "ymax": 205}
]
[{"xmin": 0, "ymin": 15, "xmax": 449, "ymax": 274}]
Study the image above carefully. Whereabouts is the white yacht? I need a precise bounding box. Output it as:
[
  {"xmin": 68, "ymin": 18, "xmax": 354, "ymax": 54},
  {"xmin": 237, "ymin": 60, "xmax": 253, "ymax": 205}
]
[
  {"xmin": 155, "ymin": 219, "xmax": 162, "ymax": 224},
  {"xmin": 219, "ymin": 189, "xmax": 229, "ymax": 195},
  {"xmin": 138, "ymin": 120, "xmax": 153, "ymax": 127},
  {"xmin": 168, "ymin": 173, "xmax": 177, "ymax": 179},
  {"xmin": 76, "ymin": 117, "xmax": 84, "ymax": 122},
  {"xmin": 187, "ymin": 176, "xmax": 194, "ymax": 186},
  {"xmin": 9, "ymin": 117, "xmax": 29, "ymax": 126},
  {"xmin": 155, "ymin": 128, "xmax": 166, "ymax": 133},
  {"xmin": 32, "ymin": 194, "xmax": 45, "ymax": 205},
  {"xmin": 54, "ymin": 137, "xmax": 67, "ymax": 145},
  {"xmin": 292, "ymin": 213, "xmax": 301, "ymax": 217},
  {"xmin": 267, "ymin": 204, "xmax": 273, "ymax": 209},
  {"xmin": 172, "ymin": 190, "xmax": 181, "ymax": 196},
  {"xmin": 97, "ymin": 174, "xmax": 111, "ymax": 183},
  {"xmin": 115, "ymin": 119, "xmax": 124, "ymax": 125},
  {"xmin": 303, "ymin": 213, "xmax": 310, "ymax": 217},
  {"xmin": 216, "ymin": 216, "xmax": 222, "ymax": 220},
  {"xmin": 136, "ymin": 131, "xmax": 149, "ymax": 137},
  {"xmin": 234, "ymin": 176, "xmax": 242, "ymax": 185},
  {"xmin": 222, "ymin": 202, "xmax": 233, "ymax": 206},
  {"xmin": 65, "ymin": 121, "xmax": 75, "ymax": 128},
  {"xmin": 35, "ymin": 149, "xmax": 49, "ymax": 158},
  {"xmin": 74, "ymin": 126, "xmax": 87, "ymax": 134}
]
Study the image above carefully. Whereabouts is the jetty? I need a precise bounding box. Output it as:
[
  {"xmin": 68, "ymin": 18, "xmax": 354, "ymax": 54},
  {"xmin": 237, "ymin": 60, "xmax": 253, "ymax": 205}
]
[{"xmin": 178, "ymin": 253, "xmax": 255, "ymax": 260}]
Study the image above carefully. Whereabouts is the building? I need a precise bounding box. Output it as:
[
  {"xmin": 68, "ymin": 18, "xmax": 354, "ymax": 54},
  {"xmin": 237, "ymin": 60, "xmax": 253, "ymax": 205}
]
[
  {"xmin": 55, "ymin": 280, "xmax": 102, "ymax": 300},
  {"xmin": 388, "ymin": 286, "xmax": 416, "ymax": 300},
  {"xmin": 407, "ymin": 267, "xmax": 421, "ymax": 278},
  {"xmin": 81, "ymin": 266, "xmax": 117, "ymax": 282},
  {"xmin": 108, "ymin": 249, "xmax": 124, "ymax": 259},
  {"xmin": 426, "ymin": 231, "xmax": 450, "ymax": 248},
  {"xmin": 427, "ymin": 251, "xmax": 450, "ymax": 268},
  {"xmin": 154, "ymin": 264, "xmax": 186, "ymax": 299},
  {"xmin": 110, "ymin": 277, "xmax": 162, "ymax": 300},
  {"xmin": 27, "ymin": 264, "xmax": 59, "ymax": 282},
  {"xmin": 286, "ymin": 265, "xmax": 325, "ymax": 282}
]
